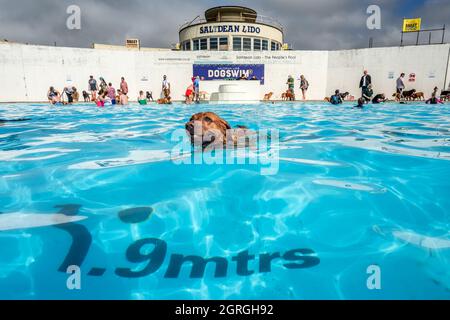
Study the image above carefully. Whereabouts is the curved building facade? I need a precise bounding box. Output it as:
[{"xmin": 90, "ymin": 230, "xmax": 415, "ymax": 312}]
[{"xmin": 179, "ymin": 6, "xmax": 284, "ymax": 51}]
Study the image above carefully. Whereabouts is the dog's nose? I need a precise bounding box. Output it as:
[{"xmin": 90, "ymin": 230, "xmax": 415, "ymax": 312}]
[{"xmin": 185, "ymin": 122, "xmax": 194, "ymax": 134}]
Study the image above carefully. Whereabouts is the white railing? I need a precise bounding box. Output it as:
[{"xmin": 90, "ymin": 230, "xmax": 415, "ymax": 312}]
[{"xmin": 179, "ymin": 15, "xmax": 284, "ymax": 32}]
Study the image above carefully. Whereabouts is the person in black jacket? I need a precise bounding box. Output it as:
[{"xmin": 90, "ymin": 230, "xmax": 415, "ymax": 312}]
[{"xmin": 359, "ymin": 70, "xmax": 372, "ymax": 98}]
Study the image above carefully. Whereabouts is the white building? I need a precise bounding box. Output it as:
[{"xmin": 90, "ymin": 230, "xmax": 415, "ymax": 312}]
[{"xmin": 179, "ymin": 6, "xmax": 284, "ymax": 52}]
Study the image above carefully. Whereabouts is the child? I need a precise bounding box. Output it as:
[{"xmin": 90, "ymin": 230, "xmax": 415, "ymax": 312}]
[
  {"xmin": 96, "ymin": 90, "xmax": 107, "ymax": 107},
  {"xmin": 185, "ymin": 84, "xmax": 194, "ymax": 104},
  {"xmin": 138, "ymin": 91, "xmax": 147, "ymax": 105}
]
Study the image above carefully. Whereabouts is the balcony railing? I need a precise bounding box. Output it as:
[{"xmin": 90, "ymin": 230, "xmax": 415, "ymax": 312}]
[{"xmin": 179, "ymin": 15, "xmax": 284, "ymax": 32}]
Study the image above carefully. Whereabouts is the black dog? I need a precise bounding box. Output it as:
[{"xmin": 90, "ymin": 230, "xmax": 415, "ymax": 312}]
[
  {"xmin": 339, "ymin": 92, "xmax": 350, "ymax": 100},
  {"xmin": 402, "ymin": 89, "xmax": 416, "ymax": 100},
  {"xmin": 82, "ymin": 90, "xmax": 90, "ymax": 102}
]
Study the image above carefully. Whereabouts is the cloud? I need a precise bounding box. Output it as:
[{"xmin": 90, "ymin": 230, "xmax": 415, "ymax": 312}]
[{"xmin": 0, "ymin": 0, "xmax": 448, "ymax": 50}]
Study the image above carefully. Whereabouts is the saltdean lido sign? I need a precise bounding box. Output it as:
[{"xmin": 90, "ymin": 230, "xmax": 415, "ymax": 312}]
[
  {"xmin": 200, "ymin": 25, "xmax": 261, "ymax": 34},
  {"xmin": 193, "ymin": 64, "xmax": 265, "ymax": 84}
]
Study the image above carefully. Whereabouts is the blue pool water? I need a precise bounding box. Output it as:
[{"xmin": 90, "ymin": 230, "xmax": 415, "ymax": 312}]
[{"xmin": 0, "ymin": 102, "xmax": 449, "ymax": 300}]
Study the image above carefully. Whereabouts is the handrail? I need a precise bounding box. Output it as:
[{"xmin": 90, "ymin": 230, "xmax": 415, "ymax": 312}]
[{"xmin": 179, "ymin": 15, "xmax": 284, "ymax": 32}]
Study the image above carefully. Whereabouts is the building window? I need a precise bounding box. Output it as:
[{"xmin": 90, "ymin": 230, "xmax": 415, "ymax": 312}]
[
  {"xmin": 254, "ymin": 39, "xmax": 261, "ymax": 51},
  {"xmin": 193, "ymin": 39, "xmax": 200, "ymax": 51},
  {"xmin": 243, "ymin": 38, "xmax": 252, "ymax": 51},
  {"xmin": 183, "ymin": 41, "xmax": 191, "ymax": 51},
  {"xmin": 271, "ymin": 41, "xmax": 277, "ymax": 51},
  {"xmin": 262, "ymin": 40, "xmax": 268, "ymax": 51},
  {"xmin": 210, "ymin": 38, "xmax": 218, "ymax": 51},
  {"xmin": 233, "ymin": 37, "xmax": 242, "ymax": 51},
  {"xmin": 200, "ymin": 38, "xmax": 208, "ymax": 50},
  {"xmin": 219, "ymin": 37, "xmax": 228, "ymax": 51}
]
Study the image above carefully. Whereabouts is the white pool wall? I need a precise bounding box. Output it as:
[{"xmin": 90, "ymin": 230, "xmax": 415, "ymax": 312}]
[{"xmin": 0, "ymin": 42, "xmax": 449, "ymax": 102}]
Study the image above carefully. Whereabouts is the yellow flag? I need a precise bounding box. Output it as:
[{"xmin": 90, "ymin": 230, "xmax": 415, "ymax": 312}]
[{"xmin": 403, "ymin": 18, "xmax": 421, "ymax": 32}]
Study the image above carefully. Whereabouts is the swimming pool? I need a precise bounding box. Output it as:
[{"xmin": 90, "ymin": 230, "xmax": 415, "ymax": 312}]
[{"xmin": 0, "ymin": 102, "xmax": 449, "ymax": 300}]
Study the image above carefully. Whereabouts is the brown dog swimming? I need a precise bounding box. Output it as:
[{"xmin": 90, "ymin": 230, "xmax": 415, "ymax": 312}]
[{"xmin": 185, "ymin": 112, "xmax": 255, "ymax": 150}]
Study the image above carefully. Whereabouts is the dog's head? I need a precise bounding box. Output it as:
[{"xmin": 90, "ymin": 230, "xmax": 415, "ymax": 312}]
[{"xmin": 185, "ymin": 112, "xmax": 231, "ymax": 149}]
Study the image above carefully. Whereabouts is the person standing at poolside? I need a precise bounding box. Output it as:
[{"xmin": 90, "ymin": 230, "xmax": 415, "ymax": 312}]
[
  {"xmin": 107, "ymin": 83, "xmax": 116, "ymax": 105},
  {"xmin": 396, "ymin": 73, "xmax": 405, "ymax": 99},
  {"xmin": 162, "ymin": 75, "xmax": 171, "ymax": 98},
  {"xmin": 286, "ymin": 75, "xmax": 295, "ymax": 101},
  {"xmin": 193, "ymin": 76, "xmax": 200, "ymax": 103},
  {"xmin": 99, "ymin": 77, "xmax": 108, "ymax": 92},
  {"xmin": 299, "ymin": 75, "xmax": 309, "ymax": 100},
  {"xmin": 359, "ymin": 70, "xmax": 372, "ymax": 98},
  {"xmin": 88, "ymin": 76, "xmax": 98, "ymax": 101},
  {"xmin": 362, "ymin": 84, "xmax": 373, "ymax": 103},
  {"xmin": 120, "ymin": 77, "xmax": 129, "ymax": 96}
]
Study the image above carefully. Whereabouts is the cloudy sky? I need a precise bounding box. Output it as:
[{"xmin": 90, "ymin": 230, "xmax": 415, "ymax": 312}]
[{"xmin": 0, "ymin": 0, "xmax": 449, "ymax": 50}]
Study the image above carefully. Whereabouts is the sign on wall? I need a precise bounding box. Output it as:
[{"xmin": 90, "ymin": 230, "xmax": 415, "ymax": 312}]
[
  {"xmin": 193, "ymin": 64, "xmax": 265, "ymax": 84},
  {"xmin": 200, "ymin": 25, "xmax": 261, "ymax": 34},
  {"xmin": 402, "ymin": 18, "xmax": 421, "ymax": 32}
]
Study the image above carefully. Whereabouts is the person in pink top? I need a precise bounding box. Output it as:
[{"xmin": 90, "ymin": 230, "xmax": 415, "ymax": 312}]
[
  {"xmin": 120, "ymin": 77, "xmax": 128, "ymax": 95},
  {"xmin": 107, "ymin": 83, "xmax": 116, "ymax": 105}
]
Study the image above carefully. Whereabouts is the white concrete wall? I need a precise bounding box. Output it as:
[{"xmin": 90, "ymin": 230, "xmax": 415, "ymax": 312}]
[
  {"xmin": 326, "ymin": 44, "xmax": 450, "ymax": 98},
  {"xmin": 0, "ymin": 43, "xmax": 329, "ymax": 102},
  {"xmin": 0, "ymin": 42, "xmax": 449, "ymax": 102}
]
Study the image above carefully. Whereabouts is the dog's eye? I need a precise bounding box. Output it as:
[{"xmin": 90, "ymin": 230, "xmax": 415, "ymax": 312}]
[{"xmin": 203, "ymin": 116, "xmax": 213, "ymax": 123}]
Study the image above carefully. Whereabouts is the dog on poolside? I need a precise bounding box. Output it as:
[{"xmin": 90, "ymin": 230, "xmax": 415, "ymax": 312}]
[
  {"xmin": 264, "ymin": 92, "xmax": 274, "ymax": 101},
  {"xmin": 340, "ymin": 92, "xmax": 351, "ymax": 100},
  {"xmin": 393, "ymin": 89, "xmax": 416, "ymax": 101},
  {"xmin": 281, "ymin": 90, "xmax": 295, "ymax": 101},
  {"xmin": 82, "ymin": 90, "xmax": 90, "ymax": 102},
  {"xmin": 412, "ymin": 91, "xmax": 424, "ymax": 101},
  {"xmin": 185, "ymin": 112, "xmax": 255, "ymax": 150},
  {"xmin": 157, "ymin": 97, "xmax": 172, "ymax": 104}
]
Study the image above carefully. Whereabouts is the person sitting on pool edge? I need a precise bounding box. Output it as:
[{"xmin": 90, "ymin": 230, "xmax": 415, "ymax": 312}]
[
  {"xmin": 47, "ymin": 86, "xmax": 61, "ymax": 104},
  {"xmin": 426, "ymin": 87, "xmax": 444, "ymax": 104},
  {"xmin": 330, "ymin": 90, "xmax": 343, "ymax": 105},
  {"xmin": 138, "ymin": 91, "xmax": 147, "ymax": 105},
  {"xmin": 372, "ymin": 93, "xmax": 388, "ymax": 104}
]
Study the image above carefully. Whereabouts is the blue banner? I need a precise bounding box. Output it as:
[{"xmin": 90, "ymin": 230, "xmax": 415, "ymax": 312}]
[{"xmin": 193, "ymin": 64, "xmax": 265, "ymax": 84}]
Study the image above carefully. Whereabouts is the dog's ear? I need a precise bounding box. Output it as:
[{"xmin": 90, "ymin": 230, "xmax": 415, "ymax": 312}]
[{"xmin": 218, "ymin": 119, "xmax": 231, "ymax": 130}]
